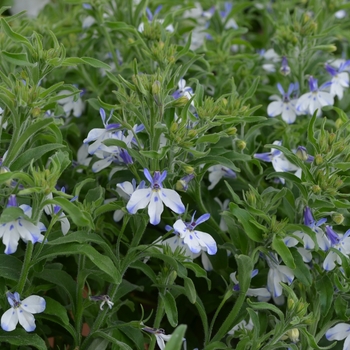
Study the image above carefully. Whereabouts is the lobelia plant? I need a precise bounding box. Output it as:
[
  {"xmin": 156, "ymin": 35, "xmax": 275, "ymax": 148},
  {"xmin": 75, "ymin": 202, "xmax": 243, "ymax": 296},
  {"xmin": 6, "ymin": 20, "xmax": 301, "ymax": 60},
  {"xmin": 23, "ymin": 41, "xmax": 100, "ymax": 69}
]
[{"xmin": 1, "ymin": 1, "xmax": 350, "ymax": 350}]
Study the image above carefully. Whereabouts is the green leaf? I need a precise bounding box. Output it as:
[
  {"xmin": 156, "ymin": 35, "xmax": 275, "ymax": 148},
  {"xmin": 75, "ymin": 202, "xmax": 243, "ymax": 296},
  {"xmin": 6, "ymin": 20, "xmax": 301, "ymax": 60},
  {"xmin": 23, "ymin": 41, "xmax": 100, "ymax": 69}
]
[
  {"xmin": 44, "ymin": 296, "xmax": 69, "ymax": 325},
  {"xmin": 0, "ymin": 18, "xmax": 33, "ymax": 50},
  {"xmin": 1, "ymin": 51, "xmax": 35, "ymax": 66},
  {"xmin": 203, "ymin": 342, "xmax": 228, "ymax": 350},
  {"xmin": 316, "ymin": 275, "xmax": 333, "ymax": 316},
  {"xmin": 196, "ymin": 134, "xmax": 221, "ymax": 144},
  {"xmin": 229, "ymin": 203, "xmax": 264, "ymax": 242},
  {"xmin": 236, "ymin": 254, "xmax": 254, "ymax": 293},
  {"xmin": 271, "ymin": 236, "xmax": 296, "ymax": 269},
  {"xmin": 11, "ymin": 144, "xmax": 65, "ymax": 171},
  {"xmin": 90, "ymin": 331, "xmax": 133, "ymax": 350},
  {"xmin": 42, "ymin": 198, "xmax": 93, "ymax": 228},
  {"xmin": 160, "ymin": 291, "xmax": 178, "ymax": 327},
  {"xmin": 183, "ymin": 276, "xmax": 196, "ymax": 304},
  {"xmin": 246, "ymin": 299, "xmax": 284, "ymax": 321},
  {"xmin": 0, "ymin": 207, "xmax": 25, "ymax": 224},
  {"xmin": 290, "ymin": 248, "xmax": 312, "ymax": 286},
  {"xmin": 183, "ymin": 262, "xmax": 211, "ymax": 289},
  {"xmin": 37, "ymin": 243, "xmax": 121, "ymax": 284},
  {"xmin": 139, "ymin": 147, "xmax": 170, "ymax": 160},
  {"xmin": 307, "ymin": 111, "xmax": 318, "ymax": 151},
  {"xmin": 0, "ymin": 329, "xmax": 46, "ymax": 349},
  {"xmin": 35, "ymin": 269, "xmax": 76, "ymax": 309},
  {"xmin": 0, "ymin": 254, "xmax": 22, "ymax": 280},
  {"xmin": 62, "ymin": 57, "xmax": 111, "ymax": 70},
  {"xmin": 164, "ymin": 325, "xmax": 187, "ymax": 350},
  {"xmin": 191, "ymin": 155, "xmax": 240, "ymax": 172}
]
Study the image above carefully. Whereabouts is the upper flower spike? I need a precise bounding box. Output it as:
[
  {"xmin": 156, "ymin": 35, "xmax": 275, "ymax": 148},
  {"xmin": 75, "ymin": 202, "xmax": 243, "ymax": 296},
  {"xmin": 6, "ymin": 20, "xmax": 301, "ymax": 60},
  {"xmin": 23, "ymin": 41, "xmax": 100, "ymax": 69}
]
[{"xmin": 126, "ymin": 169, "xmax": 185, "ymax": 225}]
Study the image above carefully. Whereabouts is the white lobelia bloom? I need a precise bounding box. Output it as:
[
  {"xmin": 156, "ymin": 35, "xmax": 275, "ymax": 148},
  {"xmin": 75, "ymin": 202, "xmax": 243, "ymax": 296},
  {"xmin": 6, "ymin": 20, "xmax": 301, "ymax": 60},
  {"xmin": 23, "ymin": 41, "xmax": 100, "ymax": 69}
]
[
  {"xmin": 325, "ymin": 61, "xmax": 350, "ymax": 99},
  {"xmin": 74, "ymin": 144, "xmax": 92, "ymax": 172},
  {"xmin": 44, "ymin": 188, "xmax": 70, "ymax": 235},
  {"xmin": 173, "ymin": 212, "xmax": 217, "ymax": 255},
  {"xmin": 89, "ymin": 295, "xmax": 114, "ymax": 310},
  {"xmin": 207, "ymin": 165, "xmax": 236, "ymax": 190},
  {"xmin": 0, "ymin": 107, "xmax": 8, "ymax": 129},
  {"xmin": 1, "ymin": 292, "xmax": 46, "ymax": 332},
  {"xmin": 0, "ymin": 195, "xmax": 46, "ymax": 254},
  {"xmin": 267, "ymin": 83, "xmax": 299, "ymax": 124},
  {"xmin": 259, "ymin": 48, "xmax": 280, "ymax": 73},
  {"xmin": 326, "ymin": 323, "xmax": 350, "ymax": 350},
  {"xmin": 296, "ymin": 76, "xmax": 334, "ymax": 117},
  {"xmin": 266, "ymin": 253, "xmax": 294, "ymax": 303},
  {"xmin": 126, "ymin": 169, "xmax": 185, "ymax": 225},
  {"xmin": 57, "ymin": 90, "xmax": 85, "ymax": 117},
  {"xmin": 172, "ymin": 78, "xmax": 194, "ymax": 102},
  {"xmin": 228, "ymin": 318, "xmax": 254, "ymax": 336},
  {"xmin": 335, "ymin": 10, "xmax": 347, "ymax": 19},
  {"xmin": 83, "ymin": 108, "xmax": 120, "ymax": 155},
  {"xmin": 143, "ymin": 326, "xmax": 186, "ymax": 350},
  {"xmin": 230, "ymin": 269, "xmax": 271, "ymax": 302},
  {"xmin": 323, "ymin": 226, "xmax": 350, "ymax": 271},
  {"xmin": 254, "ymin": 141, "xmax": 301, "ymax": 184}
]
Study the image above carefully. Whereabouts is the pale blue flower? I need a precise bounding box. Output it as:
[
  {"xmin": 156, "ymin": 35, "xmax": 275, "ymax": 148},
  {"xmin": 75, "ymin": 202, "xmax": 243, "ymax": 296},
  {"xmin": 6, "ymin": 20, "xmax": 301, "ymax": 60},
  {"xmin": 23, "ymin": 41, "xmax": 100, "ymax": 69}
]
[
  {"xmin": 1, "ymin": 292, "xmax": 46, "ymax": 332},
  {"xmin": 323, "ymin": 226, "xmax": 350, "ymax": 271},
  {"xmin": 208, "ymin": 165, "xmax": 236, "ymax": 190},
  {"xmin": 267, "ymin": 83, "xmax": 299, "ymax": 124},
  {"xmin": 173, "ymin": 212, "xmax": 217, "ymax": 255},
  {"xmin": 57, "ymin": 89, "xmax": 85, "ymax": 117},
  {"xmin": 326, "ymin": 323, "xmax": 350, "ymax": 350},
  {"xmin": 138, "ymin": 6, "xmax": 174, "ymax": 32},
  {"xmin": 89, "ymin": 295, "xmax": 114, "ymax": 310},
  {"xmin": 325, "ymin": 61, "xmax": 350, "ymax": 99},
  {"xmin": 0, "ymin": 195, "xmax": 46, "ymax": 254},
  {"xmin": 126, "ymin": 169, "xmax": 185, "ymax": 225},
  {"xmin": 296, "ymin": 76, "xmax": 334, "ymax": 117},
  {"xmin": 172, "ymin": 78, "xmax": 194, "ymax": 100}
]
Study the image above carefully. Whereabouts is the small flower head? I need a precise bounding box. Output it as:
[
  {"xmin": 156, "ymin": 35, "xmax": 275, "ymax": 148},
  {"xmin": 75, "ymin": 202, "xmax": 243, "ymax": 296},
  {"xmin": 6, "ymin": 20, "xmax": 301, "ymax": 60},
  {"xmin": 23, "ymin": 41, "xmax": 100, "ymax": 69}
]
[
  {"xmin": 280, "ymin": 56, "xmax": 291, "ymax": 75},
  {"xmin": 1, "ymin": 292, "xmax": 46, "ymax": 332},
  {"xmin": 89, "ymin": 295, "xmax": 114, "ymax": 310}
]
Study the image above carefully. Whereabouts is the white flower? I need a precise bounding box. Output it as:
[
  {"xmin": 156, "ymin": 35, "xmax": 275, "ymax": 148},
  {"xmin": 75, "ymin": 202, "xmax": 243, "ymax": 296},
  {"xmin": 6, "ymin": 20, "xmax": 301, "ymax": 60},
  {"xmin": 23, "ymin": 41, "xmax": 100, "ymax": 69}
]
[
  {"xmin": 57, "ymin": 89, "xmax": 85, "ymax": 117},
  {"xmin": 126, "ymin": 169, "xmax": 185, "ymax": 225},
  {"xmin": 0, "ymin": 195, "xmax": 46, "ymax": 254},
  {"xmin": 325, "ymin": 61, "xmax": 350, "ymax": 99},
  {"xmin": 89, "ymin": 295, "xmax": 114, "ymax": 310},
  {"xmin": 74, "ymin": 144, "xmax": 92, "ymax": 173},
  {"xmin": 266, "ymin": 253, "xmax": 294, "ymax": 301},
  {"xmin": 173, "ymin": 212, "xmax": 217, "ymax": 255},
  {"xmin": 326, "ymin": 323, "xmax": 350, "ymax": 350},
  {"xmin": 260, "ymin": 48, "xmax": 280, "ymax": 73},
  {"xmin": 254, "ymin": 141, "xmax": 301, "ymax": 184},
  {"xmin": 296, "ymin": 76, "xmax": 334, "ymax": 117},
  {"xmin": 172, "ymin": 78, "xmax": 194, "ymax": 102},
  {"xmin": 0, "ymin": 107, "xmax": 8, "ymax": 129},
  {"xmin": 83, "ymin": 108, "xmax": 120, "ymax": 155},
  {"xmin": 335, "ymin": 10, "xmax": 346, "ymax": 19},
  {"xmin": 207, "ymin": 165, "xmax": 236, "ymax": 190},
  {"xmin": 323, "ymin": 226, "xmax": 350, "ymax": 271},
  {"xmin": 44, "ymin": 188, "xmax": 70, "ymax": 235},
  {"xmin": 1, "ymin": 292, "xmax": 46, "ymax": 332},
  {"xmin": 142, "ymin": 326, "xmax": 186, "ymax": 350},
  {"xmin": 267, "ymin": 83, "xmax": 299, "ymax": 124}
]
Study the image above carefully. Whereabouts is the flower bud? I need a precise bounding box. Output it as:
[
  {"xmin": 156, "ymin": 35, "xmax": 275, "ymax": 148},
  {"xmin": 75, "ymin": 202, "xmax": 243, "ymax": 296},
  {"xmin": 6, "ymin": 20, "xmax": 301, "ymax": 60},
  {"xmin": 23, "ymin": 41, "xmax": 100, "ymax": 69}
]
[
  {"xmin": 332, "ymin": 213, "xmax": 344, "ymax": 225},
  {"xmin": 246, "ymin": 191, "xmax": 256, "ymax": 207},
  {"xmin": 287, "ymin": 297, "xmax": 295, "ymax": 310},
  {"xmin": 286, "ymin": 328, "xmax": 299, "ymax": 343},
  {"xmin": 328, "ymin": 132, "xmax": 336, "ymax": 144},
  {"xmin": 236, "ymin": 139, "xmax": 246, "ymax": 150},
  {"xmin": 183, "ymin": 166, "xmax": 194, "ymax": 174},
  {"xmin": 187, "ymin": 130, "xmax": 197, "ymax": 138},
  {"xmin": 227, "ymin": 127, "xmax": 237, "ymax": 135},
  {"xmin": 312, "ymin": 185, "xmax": 321, "ymax": 194},
  {"xmin": 152, "ymin": 80, "xmax": 161, "ymax": 95},
  {"xmin": 170, "ymin": 122, "xmax": 178, "ymax": 133},
  {"xmin": 296, "ymin": 146, "xmax": 308, "ymax": 161},
  {"xmin": 315, "ymin": 154, "xmax": 323, "ymax": 165},
  {"xmin": 335, "ymin": 118, "xmax": 343, "ymax": 129}
]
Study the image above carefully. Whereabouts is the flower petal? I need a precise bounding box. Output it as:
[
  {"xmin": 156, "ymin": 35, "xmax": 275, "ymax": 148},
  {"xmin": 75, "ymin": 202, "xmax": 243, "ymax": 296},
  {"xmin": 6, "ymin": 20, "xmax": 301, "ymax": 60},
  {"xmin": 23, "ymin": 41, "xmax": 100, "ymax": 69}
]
[
  {"xmin": 21, "ymin": 296, "xmax": 46, "ymax": 314},
  {"xmin": 194, "ymin": 230, "xmax": 217, "ymax": 255},
  {"xmin": 18, "ymin": 309, "xmax": 36, "ymax": 332},
  {"xmin": 148, "ymin": 192, "xmax": 164, "ymax": 225},
  {"xmin": 267, "ymin": 101, "xmax": 283, "ymax": 117},
  {"xmin": 326, "ymin": 323, "xmax": 350, "ymax": 341},
  {"xmin": 2, "ymin": 223, "xmax": 20, "ymax": 254},
  {"xmin": 126, "ymin": 188, "xmax": 152, "ymax": 214},
  {"xmin": 160, "ymin": 189, "xmax": 185, "ymax": 214},
  {"xmin": 1, "ymin": 308, "xmax": 18, "ymax": 331}
]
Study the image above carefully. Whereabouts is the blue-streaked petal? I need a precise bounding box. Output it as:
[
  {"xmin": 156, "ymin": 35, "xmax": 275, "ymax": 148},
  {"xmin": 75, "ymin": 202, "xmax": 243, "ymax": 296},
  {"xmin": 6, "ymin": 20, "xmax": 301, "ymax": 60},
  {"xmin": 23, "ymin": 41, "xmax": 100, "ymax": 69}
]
[
  {"xmin": 1, "ymin": 308, "xmax": 18, "ymax": 332},
  {"xmin": 194, "ymin": 230, "xmax": 217, "ymax": 255},
  {"xmin": 326, "ymin": 323, "xmax": 350, "ymax": 341},
  {"xmin": 323, "ymin": 251, "xmax": 337, "ymax": 271},
  {"xmin": 126, "ymin": 189, "xmax": 152, "ymax": 214},
  {"xmin": 201, "ymin": 252, "xmax": 213, "ymax": 271},
  {"xmin": 195, "ymin": 213, "xmax": 210, "ymax": 226},
  {"xmin": 143, "ymin": 168, "xmax": 153, "ymax": 184},
  {"xmin": 254, "ymin": 153, "xmax": 272, "ymax": 162},
  {"xmin": 2, "ymin": 224, "xmax": 20, "ymax": 254},
  {"xmin": 160, "ymin": 189, "xmax": 185, "ymax": 214},
  {"xmin": 148, "ymin": 192, "xmax": 164, "ymax": 225},
  {"xmin": 92, "ymin": 157, "xmax": 113, "ymax": 173}
]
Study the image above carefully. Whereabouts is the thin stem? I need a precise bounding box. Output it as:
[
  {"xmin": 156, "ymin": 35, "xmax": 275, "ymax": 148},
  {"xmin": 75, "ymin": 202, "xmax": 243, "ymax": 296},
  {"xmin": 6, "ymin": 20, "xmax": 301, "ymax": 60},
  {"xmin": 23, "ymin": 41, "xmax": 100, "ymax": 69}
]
[
  {"xmin": 75, "ymin": 254, "xmax": 86, "ymax": 347},
  {"xmin": 17, "ymin": 241, "xmax": 33, "ymax": 294},
  {"xmin": 149, "ymin": 295, "xmax": 165, "ymax": 350}
]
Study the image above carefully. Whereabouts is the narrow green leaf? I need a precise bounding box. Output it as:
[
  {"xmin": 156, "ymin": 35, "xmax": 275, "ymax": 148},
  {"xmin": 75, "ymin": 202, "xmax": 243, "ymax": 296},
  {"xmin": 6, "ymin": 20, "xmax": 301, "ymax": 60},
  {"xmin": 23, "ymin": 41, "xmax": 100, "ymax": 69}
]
[
  {"xmin": 0, "ymin": 207, "xmax": 25, "ymax": 224},
  {"xmin": 160, "ymin": 291, "xmax": 178, "ymax": 327},
  {"xmin": 183, "ymin": 276, "xmax": 196, "ymax": 304},
  {"xmin": 229, "ymin": 203, "xmax": 264, "ymax": 242},
  {"xmin": 290, "ymin": 248, "xmax": 312, "ymax": 286},
  {"xmin": 0, "ymin": 18, "xmax": 32, "ymax": 50},
  {"xmin": 37, "ymin": 243, "xmax": 121, "ymax": 284},
  {"xmin": 1, "ymin": 51, "xmax": 35, "ymax": 66},
  {"xmin": 271, "ymin": 236, "xmax": 296, "ymax": 269},
  {"xmin": 164, "ymin": 325, "xmax": 187, "ymax": 350},
  {"xmin": 44, "ymin": 297, "xmax": 69, "ymax": 325},
  {"xmin": 0, "ymin": 254, "xmax": 22, "ymax": 280},
  {"xmin": 246, "ymin": 299, "xmax": 284, "ymax": 321},
  {"xmin": 11, "ymin": 144, "xmax": 65, "ymax": 171},
  {"xmin": 316, "ymin": 275, "xmax": 333, "ymax": 316},
  {"xmin": 307, "ymin": 111, "xmax": 318, "ymax": 151},
  {"xmin": 62, "ymin": 57, "xmax": 111, "ymax": 69}
]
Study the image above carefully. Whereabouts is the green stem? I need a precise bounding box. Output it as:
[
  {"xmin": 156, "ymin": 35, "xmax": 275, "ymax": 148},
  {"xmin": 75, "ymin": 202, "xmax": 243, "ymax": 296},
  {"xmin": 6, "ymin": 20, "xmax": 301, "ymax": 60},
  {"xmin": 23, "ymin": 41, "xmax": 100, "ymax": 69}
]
[
  {"xmin": 17, "ymin": 241, "xmax": 33, "ymax": 294},
  {"xmin": 75, "ymin": 254, "xmax": 86, "ymax": 347},
  {"xmin": 149, "ymin": 296, "xmax": 165, "ymax": 350}
]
